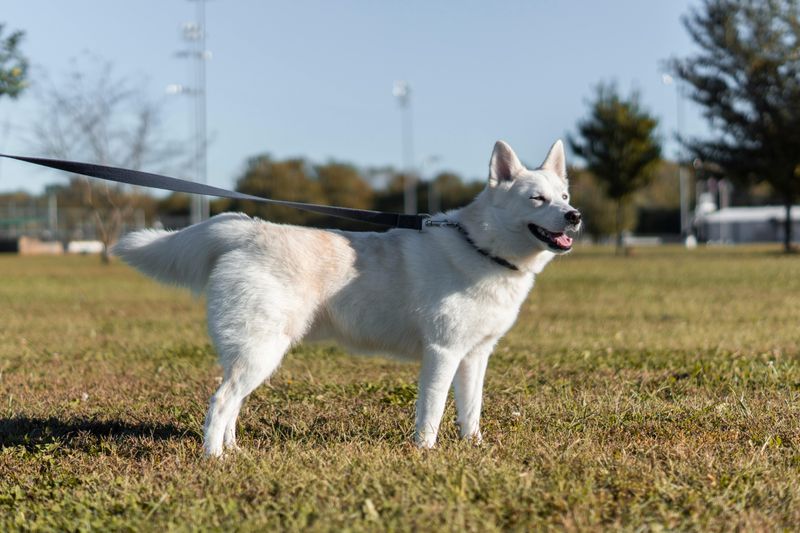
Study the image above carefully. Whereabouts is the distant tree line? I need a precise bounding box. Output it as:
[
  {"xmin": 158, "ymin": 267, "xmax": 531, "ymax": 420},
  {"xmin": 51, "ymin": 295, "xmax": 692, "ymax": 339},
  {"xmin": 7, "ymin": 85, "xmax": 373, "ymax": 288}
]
[{"xmin": 157, "ymin": 156, "xmax": 484, "ymax": 231}]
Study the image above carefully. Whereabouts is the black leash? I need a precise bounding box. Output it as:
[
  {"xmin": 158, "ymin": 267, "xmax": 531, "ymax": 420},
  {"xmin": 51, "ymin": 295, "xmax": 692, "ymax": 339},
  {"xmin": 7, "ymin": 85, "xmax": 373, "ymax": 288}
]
[
  {"xmin": 2, "ymin": 153, "xmax": 521, "ymax": 270},
  {"xmin": 0, "ymin": 154, "xmax": 428, "ymax": 230}
]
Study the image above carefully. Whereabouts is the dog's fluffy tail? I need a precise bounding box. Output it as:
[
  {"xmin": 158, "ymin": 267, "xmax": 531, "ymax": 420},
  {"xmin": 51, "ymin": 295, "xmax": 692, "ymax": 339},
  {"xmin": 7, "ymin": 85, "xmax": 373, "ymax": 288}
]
[{"xmin": 113, "ymin": 212, "xmax": 255, "ymax": 293}]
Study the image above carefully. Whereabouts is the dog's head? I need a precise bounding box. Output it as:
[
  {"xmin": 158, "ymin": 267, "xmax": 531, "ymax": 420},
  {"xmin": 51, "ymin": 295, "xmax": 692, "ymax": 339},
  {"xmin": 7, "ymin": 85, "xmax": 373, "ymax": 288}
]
[{"xmin": 483, "ymin": 140, "xmax": 581, "ymax": 256}]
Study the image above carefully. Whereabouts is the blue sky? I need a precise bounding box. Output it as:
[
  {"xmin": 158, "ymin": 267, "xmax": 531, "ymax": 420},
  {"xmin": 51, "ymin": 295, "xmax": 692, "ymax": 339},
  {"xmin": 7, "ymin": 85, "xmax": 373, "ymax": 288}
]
[{"xmin": 1, "ymin": 0, "xmax": 707, "ymax": 193}]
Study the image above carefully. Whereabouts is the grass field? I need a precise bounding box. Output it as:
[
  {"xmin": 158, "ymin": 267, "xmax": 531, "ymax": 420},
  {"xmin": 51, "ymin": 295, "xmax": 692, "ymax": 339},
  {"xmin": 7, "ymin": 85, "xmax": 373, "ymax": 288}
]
[{"xmin": 2, "ymin": 246, "xmax": 800, "ymax": 531}]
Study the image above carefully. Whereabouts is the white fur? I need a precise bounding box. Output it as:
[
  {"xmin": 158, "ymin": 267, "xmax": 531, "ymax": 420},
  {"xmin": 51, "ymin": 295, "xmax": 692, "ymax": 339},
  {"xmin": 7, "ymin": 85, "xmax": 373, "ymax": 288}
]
[{"xmin": 113, "ymin": 140, "xmax": 581, "ymax": 456}]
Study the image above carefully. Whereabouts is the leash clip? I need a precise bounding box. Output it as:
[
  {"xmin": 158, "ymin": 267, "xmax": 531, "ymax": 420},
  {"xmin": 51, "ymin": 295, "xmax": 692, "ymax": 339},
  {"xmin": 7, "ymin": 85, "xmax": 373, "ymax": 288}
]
[{"xmin": 423, "ymin": 217, "xmax": 460, "ymax": 229}]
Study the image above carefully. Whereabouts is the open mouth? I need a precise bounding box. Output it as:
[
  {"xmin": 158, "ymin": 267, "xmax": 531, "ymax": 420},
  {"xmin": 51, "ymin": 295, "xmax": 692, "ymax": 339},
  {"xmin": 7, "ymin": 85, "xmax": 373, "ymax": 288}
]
[{"xmin": 528, "ymin": 223, "xmax": 573, "ymax": 251}]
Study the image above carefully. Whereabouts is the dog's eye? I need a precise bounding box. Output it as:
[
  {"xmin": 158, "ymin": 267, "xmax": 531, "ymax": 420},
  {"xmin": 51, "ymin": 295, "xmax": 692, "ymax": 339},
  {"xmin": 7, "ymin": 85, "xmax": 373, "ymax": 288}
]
[
  {"xmin": 562, "ymin": 194, "xmax": 569, "ymax": 201},
  {"xmin": 530, "ymin": 195, "xmax": 547, "ymax": 202}
]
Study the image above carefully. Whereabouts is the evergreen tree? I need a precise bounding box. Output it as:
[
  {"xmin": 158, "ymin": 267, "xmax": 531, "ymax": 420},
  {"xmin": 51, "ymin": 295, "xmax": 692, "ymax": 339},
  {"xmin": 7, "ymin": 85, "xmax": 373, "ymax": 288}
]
[{"xmin": 569, "ymin": 83, "xmax": 662, "ymax": 251}]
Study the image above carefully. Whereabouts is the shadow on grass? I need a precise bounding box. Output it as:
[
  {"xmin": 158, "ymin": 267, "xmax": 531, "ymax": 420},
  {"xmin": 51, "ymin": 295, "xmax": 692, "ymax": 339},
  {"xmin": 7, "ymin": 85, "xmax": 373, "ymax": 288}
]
[{"xmin": 0, "ymin": 415, "xmax": 194, "ymax": 450}]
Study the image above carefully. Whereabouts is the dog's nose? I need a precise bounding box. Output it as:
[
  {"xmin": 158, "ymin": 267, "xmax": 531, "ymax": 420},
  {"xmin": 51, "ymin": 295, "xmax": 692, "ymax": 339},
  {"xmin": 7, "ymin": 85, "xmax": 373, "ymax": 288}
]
[{"xmin": 565, "ymin": 210, "xmax": 581, "ymax": 225}]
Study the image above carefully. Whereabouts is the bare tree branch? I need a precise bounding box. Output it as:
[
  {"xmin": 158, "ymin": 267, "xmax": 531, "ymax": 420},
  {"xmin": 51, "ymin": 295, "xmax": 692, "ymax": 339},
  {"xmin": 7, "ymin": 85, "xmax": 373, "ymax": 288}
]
[{"xmin": 33, "ymin": 56, "xmax": 188, "ymax": 262}]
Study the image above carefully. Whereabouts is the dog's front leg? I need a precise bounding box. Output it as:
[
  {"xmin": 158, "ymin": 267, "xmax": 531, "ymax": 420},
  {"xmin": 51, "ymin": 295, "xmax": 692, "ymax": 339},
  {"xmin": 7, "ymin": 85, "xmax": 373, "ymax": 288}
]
[
  {"xmin": 415, "ymin": 347, "xmax": 462, "ymax": 448},
  {"xmin": 453, "ymin": 343, "xmax": 493, "ymax": 443}
]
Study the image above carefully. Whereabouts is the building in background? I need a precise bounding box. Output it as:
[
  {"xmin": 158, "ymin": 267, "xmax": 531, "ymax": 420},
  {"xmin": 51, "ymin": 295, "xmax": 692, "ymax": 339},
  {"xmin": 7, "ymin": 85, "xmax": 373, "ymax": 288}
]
[{"xmin": 695, "ymin": 205, "xmax": 800, "ymax": 244}]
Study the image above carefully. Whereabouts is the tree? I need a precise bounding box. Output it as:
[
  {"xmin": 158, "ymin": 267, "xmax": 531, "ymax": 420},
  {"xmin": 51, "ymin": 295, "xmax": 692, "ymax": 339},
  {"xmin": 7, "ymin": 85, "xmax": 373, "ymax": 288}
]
[
  {"xmin": 569, "ymin": 83, "xmax": 662, "ymax": 252},
  {"xmin": 567, "ymin": 166, "xmax": 633, "ymax": 240},
  {"xmin": 316, "ymin": 161, "xmax": 374, "ymax": 210},
  {"xmin": 314, "ymin": 161, "xmax": 377, "ymax": 230},
  {"xmin": 52, "ymin": 178, "xmax": 157, "ymax": 242},
  {"xmin": 33, "ymin": 58, "xmax": 184, "ymax": 262},
  {"xmin": 233, "ymin": 155, "xmax": 326, "ymax": 226},
  {"xmin": 373, "ymin": 169, "xmax": 482, "ymax": 216},
  {"xmin": 0, "ymin": 24, "xmax": 27, "ymax": 99},
  {"xmin": 428, "ymin": 172, "xmax": 484, "ymax": 212},
  {"xmin": 672, "ymin": 0, "xmax": 800, "ymax": 252},
  {"xmin": 568, "ymin": 161, "xmax": 683, "ymax": 240}
]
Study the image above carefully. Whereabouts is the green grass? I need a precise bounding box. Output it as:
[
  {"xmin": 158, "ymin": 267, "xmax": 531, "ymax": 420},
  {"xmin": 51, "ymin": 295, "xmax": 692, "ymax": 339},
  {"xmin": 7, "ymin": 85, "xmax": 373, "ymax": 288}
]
[{"xmin": 1, "ymin": 246, "xmax": 800, "ymax": 531}]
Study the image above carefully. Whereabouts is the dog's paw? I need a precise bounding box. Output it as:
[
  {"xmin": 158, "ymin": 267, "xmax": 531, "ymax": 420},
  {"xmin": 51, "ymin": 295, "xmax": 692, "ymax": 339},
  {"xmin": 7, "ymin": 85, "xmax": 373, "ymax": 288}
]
[
  {"xmin": 458, "ymin": 425, "xmax": 483, "ymax": 445},
  {"xmin": 467, "ymin": 430, "xmax": 483, "ymax": 446},
  {"xmin": 414, "ymin": 432, "xmax": 437, "ymax": 449},
  {"xmin": 203, "ymin": 444, "xmax": 225, "ymax": 458}
]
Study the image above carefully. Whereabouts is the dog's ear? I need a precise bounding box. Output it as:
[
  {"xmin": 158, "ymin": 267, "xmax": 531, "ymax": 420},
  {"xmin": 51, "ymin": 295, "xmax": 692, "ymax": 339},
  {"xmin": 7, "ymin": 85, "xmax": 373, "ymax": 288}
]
[
  {"xmin": 489, "ymin": 140, "xmax": 524, "ymax": 187},
  {"xmin": 541, "ymin": 140, "xmax": 567, "ymax": 182}
]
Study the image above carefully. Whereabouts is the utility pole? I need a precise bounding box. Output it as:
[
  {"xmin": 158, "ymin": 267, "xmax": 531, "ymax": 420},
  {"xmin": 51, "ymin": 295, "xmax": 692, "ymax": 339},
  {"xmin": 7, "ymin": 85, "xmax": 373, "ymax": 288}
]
[
  {"xmin": 393, "ymin": 81, "xmax": 415, "ymax": 214},
  {"xmin": 421, "ymin": 155, "xmax": 442, "ymax": 214},
  {"xmin": 662, "ymin": 74, "xmax": 691, "ymax": 244},
  {"xmin": 169, "ymin": 0, "xmax": 210, "ymax": 225},
  {"xmin": 45, "ymin": 184, "xmax": 58, "ymax": 239}
]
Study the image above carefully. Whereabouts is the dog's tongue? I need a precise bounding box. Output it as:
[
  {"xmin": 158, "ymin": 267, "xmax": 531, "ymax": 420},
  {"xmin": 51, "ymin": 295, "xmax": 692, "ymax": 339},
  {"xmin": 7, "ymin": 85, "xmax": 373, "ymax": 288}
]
[{"xmin": 554, "ymin": 233, "xmax": 573, "ymax": 248}]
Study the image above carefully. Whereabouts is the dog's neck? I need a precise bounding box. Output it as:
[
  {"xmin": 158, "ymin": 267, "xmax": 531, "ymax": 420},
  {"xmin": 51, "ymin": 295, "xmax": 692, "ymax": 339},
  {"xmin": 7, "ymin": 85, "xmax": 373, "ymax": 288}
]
[{"xmin": 450, "ymin": 191, "xmax": 556, "ymax": 275}]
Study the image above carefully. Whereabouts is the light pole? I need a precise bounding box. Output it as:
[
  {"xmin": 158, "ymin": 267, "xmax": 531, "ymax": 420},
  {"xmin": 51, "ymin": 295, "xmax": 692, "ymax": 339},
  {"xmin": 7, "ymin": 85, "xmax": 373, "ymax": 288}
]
[
  {"xmin": 393, "ymin": 81, "xmax": 415, "ymax": 214},
  {"xmin": 169, "ymin": 0, "xmax": 210, "ymax": 225},
  {"xmin": 45, "ymin": 184, "xmax": 58, "ymax": 239},
  {"xmin": 662, "ymin": 74, "xmax": 691, "ymax": 243},
  {"xmin": 420, "ymin": 155, "xmax": 442, "ymax": 214}
]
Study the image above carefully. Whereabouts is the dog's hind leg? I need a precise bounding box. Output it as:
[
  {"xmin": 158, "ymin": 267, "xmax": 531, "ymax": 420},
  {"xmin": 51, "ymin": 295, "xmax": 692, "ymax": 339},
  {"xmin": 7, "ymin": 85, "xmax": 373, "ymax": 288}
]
[{"xmin": 203, "ymin": 334, "xmax": 291, "ymax": 457}]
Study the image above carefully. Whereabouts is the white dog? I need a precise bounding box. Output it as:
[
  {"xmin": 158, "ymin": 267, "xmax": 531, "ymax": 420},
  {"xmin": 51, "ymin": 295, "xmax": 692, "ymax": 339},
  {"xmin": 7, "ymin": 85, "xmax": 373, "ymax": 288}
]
[{"xmin": 114, "ymin": 140, "xmax": 581, "ymax": 456}]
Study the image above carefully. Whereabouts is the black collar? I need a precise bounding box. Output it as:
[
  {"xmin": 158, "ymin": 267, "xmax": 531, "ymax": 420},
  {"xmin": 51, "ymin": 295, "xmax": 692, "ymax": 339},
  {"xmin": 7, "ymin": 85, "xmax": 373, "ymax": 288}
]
[{"xmin": 452, "ymin": 223, "xmax": 519, "ymax": 271}]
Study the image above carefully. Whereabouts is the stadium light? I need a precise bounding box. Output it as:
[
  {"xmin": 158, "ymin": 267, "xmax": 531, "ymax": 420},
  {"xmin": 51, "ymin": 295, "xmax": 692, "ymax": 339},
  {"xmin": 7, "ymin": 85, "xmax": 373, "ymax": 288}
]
[
  {"xmin": 393, "ymin": 81, "xmax": 415, "ymax": 214},
  {"xmin": 167, "ymin": 0, "xmax": 211, "ymax": 226}
]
